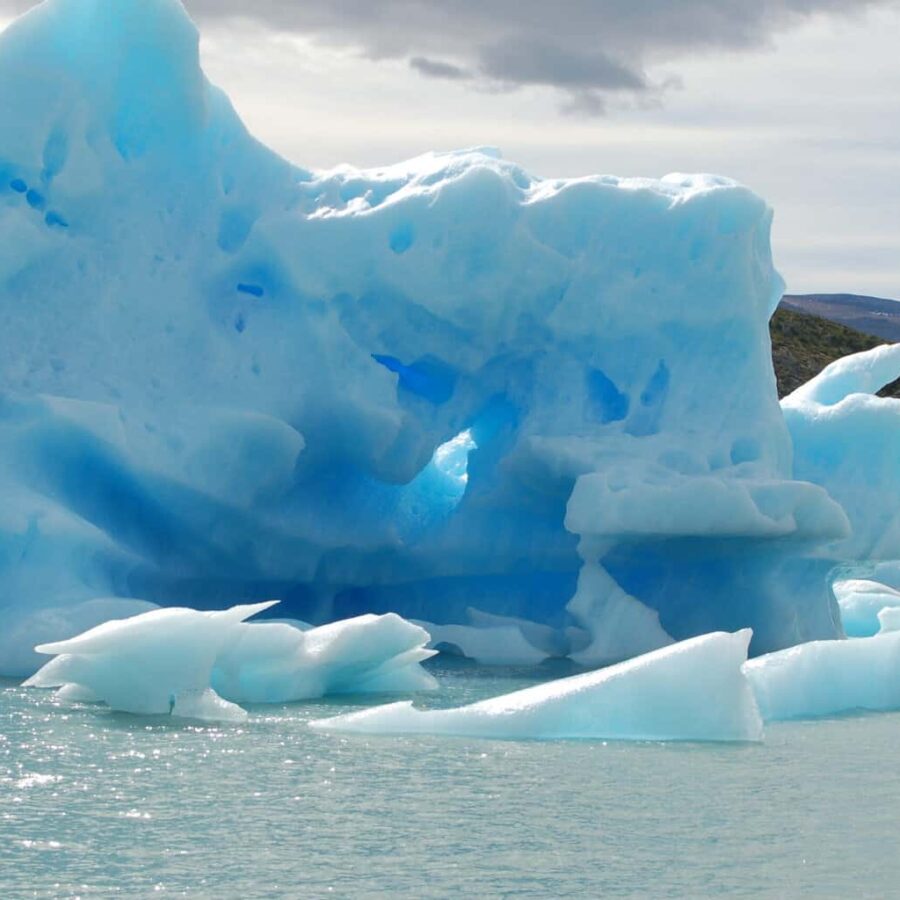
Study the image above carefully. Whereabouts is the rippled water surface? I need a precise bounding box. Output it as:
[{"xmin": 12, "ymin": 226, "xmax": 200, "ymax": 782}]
[{"xmin": 2, "ymin": 660, "xmax": 899, "ymax": 898}]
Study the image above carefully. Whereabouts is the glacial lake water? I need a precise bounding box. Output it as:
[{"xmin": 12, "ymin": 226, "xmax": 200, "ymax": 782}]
[{"xmin": 2, "ymin": 659, "xmax": 899, "ymax": 899}]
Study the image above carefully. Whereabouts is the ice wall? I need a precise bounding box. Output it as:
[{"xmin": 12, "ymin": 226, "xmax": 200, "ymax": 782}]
[{"xmin": 0, "ymin": 0, "xmax": 859, "ymax": 674}]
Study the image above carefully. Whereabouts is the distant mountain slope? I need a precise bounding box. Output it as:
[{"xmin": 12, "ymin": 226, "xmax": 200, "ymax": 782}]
[
  {"xmin": 770, "ymin": 306, "xmax": 899, "ymax": 399},
  {"xmin": 781, "ymin": 293, "xmax": 900, "ymax": 342}
]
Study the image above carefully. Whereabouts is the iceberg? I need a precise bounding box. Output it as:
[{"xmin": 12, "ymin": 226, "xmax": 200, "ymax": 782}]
[
  {"xmin": 0, "ymin": 0, "xmax": 877, "ymax": 672},
  {"xmin": 783, "ymin": 345, "xmax": 900, "ymax": 566},
  {"xmin": 310, "ymin": 630, "xmax": 764, "ymax": 743},
  {"xmin": 832, "ymin": 579, "xmax": 900, "ymax": 638},
  {"xmin": 744, "ymin": 631, "xmax": 900, "ymax": 721},
  {"xmin": 25, "ymin": 602, "xmax": 437, "ymax": 720}
]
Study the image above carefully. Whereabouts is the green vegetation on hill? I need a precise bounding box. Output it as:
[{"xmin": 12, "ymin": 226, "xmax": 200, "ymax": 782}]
[{"xmin": 770, "ymin": 307, "xmax": 900, "ymax": 399}]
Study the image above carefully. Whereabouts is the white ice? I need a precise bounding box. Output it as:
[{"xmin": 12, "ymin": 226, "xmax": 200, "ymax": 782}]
[
  {"xmin": 25, "ymin": 603, "xmax": 437, "ymax": 720},
  {"xmin": 783, "ymin": 345, "xmax": 900, "ymax": 565},
  {"xmin": 832, "ymin": 579, "xmax": 900, "ymax": 638},
  {"xmin": 744, "ymin": 631, "xmax": 900, "ymax": 721},
  {"xmin": 877, "ymin": 607, "xmax": 900, "ymax": 634},
  {"xmin": 24, "ymin": 601, "xmax": 278, "ymax": 722},
  {"xmin": 310, "ymin": 630, "xmax": 763, "ymax": 743},
  {"xmin": 414, "ymin": 620, "xmax": 549, "ymax": 666},
  {"xmin": 212, "ymin": 613, "xmax": 437, "ymax": 703}
]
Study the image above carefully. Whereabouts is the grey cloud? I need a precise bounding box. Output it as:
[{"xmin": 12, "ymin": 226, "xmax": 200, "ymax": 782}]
[
  {"xmin": 409, "ymin": 57, "xmax": 471, "ymax": 81},
  {"xmin": 478, "ymin": 40, "xmax": 647, "ymax": 91},
  {"xmin": 4, "ymin": 0, "xmax": 896, "ymax": 112}
]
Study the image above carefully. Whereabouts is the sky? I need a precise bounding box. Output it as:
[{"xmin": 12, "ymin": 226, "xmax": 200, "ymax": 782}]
[{"xmin": 2, "ymin": 0, "xmax": 899, "ymax": 298}]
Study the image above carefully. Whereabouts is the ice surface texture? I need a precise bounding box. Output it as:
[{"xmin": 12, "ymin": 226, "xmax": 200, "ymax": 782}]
[
  {"xmin": 0, "ymin": 0, "xmax": 885, "ymax": 674},
  {"xmin": 783, "ymin": 346, "xmax": 900, "ymax": 566},
  {"xmin": 25, "ymin": 603, "xmax": 437, "ymax": 720},
  {"xmin": 745, "ymin": 631, "xmax": 900, "ymax": 721},
  {"xmin": 25, "ymin": 602, "xmax": 279, "ymax": 722},
  {"xmin": 832, "ymin": 580, "xmax": 900, "ymax": 638},
  {"xmin": 310, "ymin": 630, "xmax": 763, "ymax": 742}
]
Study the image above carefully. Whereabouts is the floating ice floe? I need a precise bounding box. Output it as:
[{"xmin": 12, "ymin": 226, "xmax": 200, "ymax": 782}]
[
  {"xmin": 25, "ymin": 603, "xmax": 437, "ymax": 721},
  {"xmin": 744, "ymin": 630, "xmax": 900, "ymax": 721},
  {"xmin": 414, "ymin": 620, "xmax": 548, "ymax": 666},
  {"xmin": 414, "ymin": 608, "xmax": 591, "ymax": 666},
  {"xmin": 24, "ymin": 602, "xmax": 278, "ymax": 722},
  {"xmin": 212, "ymin": 613, "xmax": 437, "ymax": 703},
  {"xmin": 310, "ymin": 630, "xmax": 763, "ymax": 743}
]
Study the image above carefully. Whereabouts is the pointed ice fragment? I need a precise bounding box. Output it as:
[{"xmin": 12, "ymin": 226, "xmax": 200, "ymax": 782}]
[
  {"xmin": 26, "ymin": 601, "xmax": 278, "ymax": 722},
  {"xmin": 310, "ymin": 630, "xmax": 762, "ymax": 743}
]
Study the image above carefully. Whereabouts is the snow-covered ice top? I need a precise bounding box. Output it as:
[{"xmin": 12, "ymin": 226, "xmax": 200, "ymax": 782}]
[{"xmin": 0, "ymin": 0, "xmax": 883, "ymax": 674}]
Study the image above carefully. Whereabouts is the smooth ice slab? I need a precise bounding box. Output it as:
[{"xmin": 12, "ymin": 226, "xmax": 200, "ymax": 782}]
[
  {"xmin": 744, "ymin": 632, "xmax": 900, "ymax": 721},
  {"xmin": 310, "ymin": 630, "xmax": 763, "ymax": 742}
]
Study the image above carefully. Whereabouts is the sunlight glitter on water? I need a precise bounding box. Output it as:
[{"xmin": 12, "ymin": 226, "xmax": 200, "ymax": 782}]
[{"xmin": 2, "ymin": 666, "xmax": 900, "ymax": 898}]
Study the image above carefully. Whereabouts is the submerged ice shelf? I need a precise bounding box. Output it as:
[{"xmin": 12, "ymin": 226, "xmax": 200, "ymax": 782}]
[{"xmin": 0, "ymin": 0, "xmax": 898, "ymax": 677}]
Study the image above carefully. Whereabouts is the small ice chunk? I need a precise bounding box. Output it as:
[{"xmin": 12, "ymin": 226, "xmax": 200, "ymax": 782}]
[
  {"xmin": 414, "ymin": 620, "xmax": 548, "ymax": 666},
  {"xmin": 310, "ymin": 630, "xmax": 762, "ymax": 742},
  {"xmin": 833, "ymin": 579, "xmax": 900, "ymax": 637},
  {"xmin": 877, "ymin": 607, "xmax": 900, "ymax": 634},
  {"xmin": 744, "ymin": 631, "xmax": 900, "ymax": 721},
  {"xmin": 212, "ymin": 613, "xmax": 437, "ymax": 703},
  {"xmin": 465, "ymin": 608, "xmax": 578, "ymax": 658}
]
